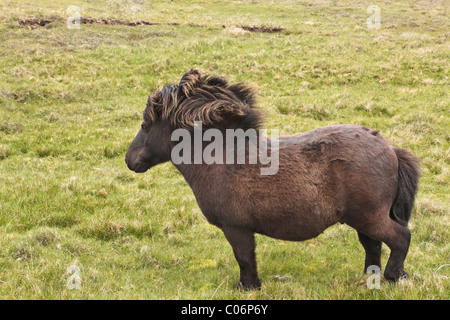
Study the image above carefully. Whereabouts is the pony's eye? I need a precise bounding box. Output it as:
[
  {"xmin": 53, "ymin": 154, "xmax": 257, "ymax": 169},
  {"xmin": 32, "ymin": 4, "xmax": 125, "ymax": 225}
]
[{"xmin": 141, "ymin": 122, "xmax": 149, "ymax": 130}]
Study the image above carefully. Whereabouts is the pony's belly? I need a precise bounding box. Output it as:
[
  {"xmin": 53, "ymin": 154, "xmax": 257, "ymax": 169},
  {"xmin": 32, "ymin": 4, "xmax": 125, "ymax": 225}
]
[
  {"xmin": 257, "ymin": 229, "xmax": 324, "ymax": 242},
  {"xmin": 253, "ymin": 215, "xmax": 336, "ymax": 242}
]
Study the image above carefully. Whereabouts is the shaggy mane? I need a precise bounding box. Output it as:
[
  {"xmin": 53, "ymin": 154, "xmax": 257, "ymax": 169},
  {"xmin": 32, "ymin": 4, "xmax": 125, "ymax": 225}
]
[{"xmin": 144, "ymin": 69, "xmax": 263, "ymax": 130}]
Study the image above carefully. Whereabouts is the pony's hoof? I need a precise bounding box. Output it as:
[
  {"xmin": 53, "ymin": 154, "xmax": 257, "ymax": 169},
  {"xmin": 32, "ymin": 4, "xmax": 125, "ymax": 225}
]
[
  {"xmin": 385, "ymin": 269, "xmax": 409, "ymax": 282},
  {"xmin": 398, "ymin": 270, "xmax": 409, "ymax": 281}
]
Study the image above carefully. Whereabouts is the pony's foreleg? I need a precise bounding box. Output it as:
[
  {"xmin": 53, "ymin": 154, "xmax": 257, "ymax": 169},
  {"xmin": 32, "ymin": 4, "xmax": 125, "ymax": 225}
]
[{"xmin": 221, "ymin": 226, "xmax": 261, "ymax": 290}]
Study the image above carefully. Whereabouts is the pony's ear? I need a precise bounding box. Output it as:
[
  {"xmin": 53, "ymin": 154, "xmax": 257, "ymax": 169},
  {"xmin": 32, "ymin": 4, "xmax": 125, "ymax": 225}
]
[
  {"xmin": 204, "ymin": 75, "xmax": 228, "ymax": 87},
  {"xmin": 145, "ymin": 90, "xmax": 163, "ymax": 122},
  {"xmin": 179, "ymin": 68, "xmax": 204, "ymax": 97}
]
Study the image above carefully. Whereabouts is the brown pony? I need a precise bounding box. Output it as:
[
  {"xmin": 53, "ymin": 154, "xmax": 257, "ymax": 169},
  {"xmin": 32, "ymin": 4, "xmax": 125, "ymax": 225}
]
[{"xmin": 125, "ymin": 69, "xmax": 420, "ymax": 289}]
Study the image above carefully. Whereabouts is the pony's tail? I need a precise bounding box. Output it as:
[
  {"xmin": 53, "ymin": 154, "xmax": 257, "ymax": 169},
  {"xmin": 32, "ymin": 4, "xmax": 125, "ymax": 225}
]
[{"xmin": 389, "ymin": 148, "xmax": 420, "ymax": 227}]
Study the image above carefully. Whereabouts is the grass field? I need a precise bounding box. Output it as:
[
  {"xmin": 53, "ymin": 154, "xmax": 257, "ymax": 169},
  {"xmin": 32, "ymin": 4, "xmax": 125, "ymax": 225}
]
[{"xmin": 0, "ymin": 0, "xmax": 448, "ymax": 299}]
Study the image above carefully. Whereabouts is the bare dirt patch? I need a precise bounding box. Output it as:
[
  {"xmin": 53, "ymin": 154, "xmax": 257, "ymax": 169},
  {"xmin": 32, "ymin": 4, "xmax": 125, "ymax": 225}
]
[
  {"xmin": 221, "ymin": 24, "xmax": 283, "ymax": 33},
  {"xmin": 17, "ymin": 17, "xmax": 178, "ymax": 29},
  {"xmin": 17, "ymin": 17, "xmax": 282, "ymax": 33},
  {"xmin": 18, "ymin": 18, "xmax": 55, "ymax": 28},
  {"xmin": 239, "ymin": 25, "xmax": 284, "ymax": 33}
]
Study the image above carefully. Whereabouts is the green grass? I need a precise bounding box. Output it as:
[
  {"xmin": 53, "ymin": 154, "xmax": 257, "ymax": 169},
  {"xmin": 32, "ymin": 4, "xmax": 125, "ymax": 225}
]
[{"xmin": 0, "ymin": 0, "xmax": 449, "ymax": 299}]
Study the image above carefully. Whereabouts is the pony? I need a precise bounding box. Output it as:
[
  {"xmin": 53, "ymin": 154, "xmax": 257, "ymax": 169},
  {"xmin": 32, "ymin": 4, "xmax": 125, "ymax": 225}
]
[{"xmin": 125, "ymin": 69, "xmax": 420, "ymax": 289}]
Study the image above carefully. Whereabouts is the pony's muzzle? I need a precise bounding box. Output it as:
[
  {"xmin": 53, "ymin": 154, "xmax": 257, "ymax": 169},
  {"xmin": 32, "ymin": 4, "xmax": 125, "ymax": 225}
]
[{"xmin": 125, "ymin": 150, "xmax": 148, "ymax": 173}]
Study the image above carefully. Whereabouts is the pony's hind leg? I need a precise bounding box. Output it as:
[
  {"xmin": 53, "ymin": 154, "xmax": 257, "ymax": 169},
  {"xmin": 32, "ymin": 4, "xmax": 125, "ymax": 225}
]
[
  {"xmin": 383, "ymin": 222, "xmax": 411, "ymax": 281},
  {"xmin": 221, "ymin": 226, "xmax": 261, "ymax": 289},
  {"xmin": 357, "ymin": 232, "xmax": 382, "ymax": 273},
  {"xmin": 352, "ymin": 215, "xmax": 411, "ymax": 282}
]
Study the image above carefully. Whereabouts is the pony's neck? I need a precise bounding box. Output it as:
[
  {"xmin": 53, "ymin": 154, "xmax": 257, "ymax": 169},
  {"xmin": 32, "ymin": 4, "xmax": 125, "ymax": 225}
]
[
  {"xmin": 173, "ymin": 162, "xmax": 219, "ymax": 191},
  {"xmin": 170, "ymin": 129, "xmax": 278, "ymax": 189}
]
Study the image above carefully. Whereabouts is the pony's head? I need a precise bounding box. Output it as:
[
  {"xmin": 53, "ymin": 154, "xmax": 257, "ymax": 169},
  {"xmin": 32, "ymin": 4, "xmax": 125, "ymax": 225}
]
[{"xmin": 125, "ymin": 68, "xmax": 263, "ymax": 173}]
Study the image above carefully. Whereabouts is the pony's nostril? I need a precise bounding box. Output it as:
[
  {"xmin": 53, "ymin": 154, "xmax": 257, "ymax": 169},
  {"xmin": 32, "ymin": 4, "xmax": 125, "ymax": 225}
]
[
  {"xmin": 126, "ymin": 160, "xmax": 140, "ymax": 172},
  {"xmin": 126, "ymin": 161, "xmax": 134, "ymax": 171},
  {"xmin": 125, "ymin": 153, "xmax": 138, "ymax": 171}
]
